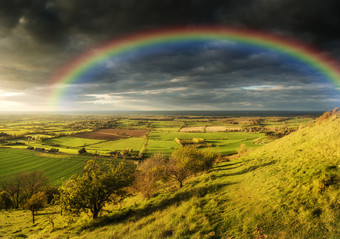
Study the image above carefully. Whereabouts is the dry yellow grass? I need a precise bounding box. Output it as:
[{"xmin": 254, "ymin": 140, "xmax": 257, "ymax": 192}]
[{"xmin": 179, "ymin": 127, "xmax": 205, "ymax": 132}]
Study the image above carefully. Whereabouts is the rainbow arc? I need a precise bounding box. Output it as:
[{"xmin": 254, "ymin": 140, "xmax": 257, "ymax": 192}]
[{"xmin": 49, "ymin": 26, "xmax": 340, "ymax": 108}]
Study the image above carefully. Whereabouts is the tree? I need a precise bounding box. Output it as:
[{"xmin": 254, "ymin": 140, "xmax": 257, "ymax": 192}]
[
  {"xmin": 25, "ymin": 192, "xmax": 47, "ymax": 224},
  {"xmin": 25, "ymin": 171, "xmax": 49, "ymax": 198},
  {"xmin": 59, "ymin": 160, "xmax": 136, "ymax": 219},
  {"xmin": 1, "ymin": 171, "xmax": 49, "ymax": 209},
  {"xmin": 1, "ymin": 171, "xmax": 27, "ymax": 208},
  {"xmin": 0, "ymin": 191, "xmax": 13, "ymax": 210},
  {"xmin": 166, "ymin": 146, "xmax": 217, "ymax": 188},
  {"xmin": 78, "ymin": 147, "xmax": 87, "ymax": 154},
  {"xmin": 132, "ymin": 153, "xmax": 167, "ymax": 198}
]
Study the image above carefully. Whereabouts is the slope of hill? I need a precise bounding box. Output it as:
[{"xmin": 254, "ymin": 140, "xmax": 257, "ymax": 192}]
[
  {"xmin": 77, "ymin": 116, "xmax": 339, "ymax": 238},
  {"xmin": 2, "ymin": 116, "xmax": 339, "ymax": 238}
]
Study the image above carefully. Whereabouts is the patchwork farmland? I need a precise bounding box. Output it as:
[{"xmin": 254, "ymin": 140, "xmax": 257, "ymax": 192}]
[{"xmin": 0, "ymin": 114, "xmax": 314, "ymax": 181}]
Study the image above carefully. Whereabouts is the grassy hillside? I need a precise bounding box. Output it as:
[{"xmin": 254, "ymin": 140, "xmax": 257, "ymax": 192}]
[
  {"xmin": 1, "ymin": 117, "xmax": 339, "ymax": 238},
  {"xmin": 77, "ymin": 116, "xmax": 339, "ymax": 238}
]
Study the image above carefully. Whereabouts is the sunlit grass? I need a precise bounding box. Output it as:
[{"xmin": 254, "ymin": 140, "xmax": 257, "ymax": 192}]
[{"xmin": 0, "ymin": 148, "xmax": 89, "ymax": 184}]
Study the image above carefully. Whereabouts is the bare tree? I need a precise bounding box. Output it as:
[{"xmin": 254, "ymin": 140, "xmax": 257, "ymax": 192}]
[
  {"xmin": 24, "ymin": 171, "xmax": 49, "ymax": 198},
  {"xmin": 132, "ymin": 153, "xmax": 167, "ymax": 197}
]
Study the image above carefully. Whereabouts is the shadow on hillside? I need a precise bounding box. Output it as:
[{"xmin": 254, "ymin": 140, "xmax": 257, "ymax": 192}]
[
  {"xmin": 215, "ymin": 161, "xmax": 242, "ymax": 168},
  {"xmin": 214, "ymin": 160, "xmax": 277, "ymax": 178},
  {"xmin": 211, "ymin": 161, "xmax": 243, "ymax": 172},
  {"xmin": 37, "ymin": 211, "xmax": 59, "ymax": 216},
  {"xmin": 211, "ymin": 165, "xmax": 241, "ymax": 171},
  {"xmin": 84, "ymin": 182, "xmax": 236, "ymax": 230}
]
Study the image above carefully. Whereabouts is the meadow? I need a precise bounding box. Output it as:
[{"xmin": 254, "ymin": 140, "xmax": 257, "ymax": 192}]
[{"xmin": 0, "ymin": 148, "xmax": 89, "ymax": 184}]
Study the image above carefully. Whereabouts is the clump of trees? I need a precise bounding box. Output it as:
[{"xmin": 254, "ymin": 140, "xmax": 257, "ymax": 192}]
[
  {"xmin": 78, "ymin": 147, "xmax": 87, "ymax": 154},
  {"xmin": 316, "ymin": 107, "xmax": 339, "ymax": 123},
  {"xmin": 133, "ymin": 146, "xmax": 217, "ymax": 198},
  {"xmin": 0, "ymin": 171, "xmax": 54, "ymax": 223},
  {"xmin": 59, "ymin": 160, "xmax": 136, "ymax": 219},
  {"xmin": 109, "ymin": 149, "xmax": 142, "ymax": 159},
  {"xmin": 0, "ymin": 171, "xmax": 50, "ymax": 210},
  {"xmin": 166, "ymin": 146, "xmax": 217, "ymax": 188},
  {"xmin": 0, "ymin": 146, "xmax": 218, "ymax": 222}
]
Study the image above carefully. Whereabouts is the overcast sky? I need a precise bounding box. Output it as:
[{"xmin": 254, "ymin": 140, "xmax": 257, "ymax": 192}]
[{"xmin": 1, "ymin": 0, "xmax": 340, "ymax": 111}]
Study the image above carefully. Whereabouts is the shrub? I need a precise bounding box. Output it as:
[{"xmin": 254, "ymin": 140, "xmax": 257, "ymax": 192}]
[
  {"xmin": 0, "ymin": 191, "xmax": 13, "ymax": 210},
  {"xmin": 237, "ymin": 144, "xmax": 247, "ymax": 155},
  {"xmin": 59, "ymin": 160, "xmax": 136, "ymax": 219}
]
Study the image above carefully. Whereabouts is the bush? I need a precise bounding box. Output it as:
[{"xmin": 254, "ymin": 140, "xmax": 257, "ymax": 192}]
[
  {"xmin": 237, "ymin": 144, "xmax": 247, "ymax": 155},
  {"xmin": 0, "ymin": 191, "xmax": 13, "ymax": 210}
]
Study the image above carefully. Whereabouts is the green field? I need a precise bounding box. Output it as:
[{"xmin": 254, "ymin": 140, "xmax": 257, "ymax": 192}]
[
  {"xmin": 44, "ymin": 136, "xmax": 106, "ymax": 148},
  {"xmin": 0, "ymin": 148, "xmax": 89, "ymax": 184},
  {"xmin": 146, "ymin": 131, "xmax": 266, "ymax": 156},
  {"xmin": 146, "ymin": 139, "xmax": 180, "ymax": 156},
  {"xmin": 86, "ymin": 137, "xmax": 146, "ymax": 154}
]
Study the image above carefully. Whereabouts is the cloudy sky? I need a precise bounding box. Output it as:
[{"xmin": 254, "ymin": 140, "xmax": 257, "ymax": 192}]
[{"xmin": 1, "ymin": 0, "xmax": 340, "ymax": 112}]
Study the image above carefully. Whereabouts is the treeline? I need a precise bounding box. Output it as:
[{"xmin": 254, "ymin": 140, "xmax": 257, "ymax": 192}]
[
  {"xmin": 0, "ymin": 146, "xmax": 218, "ymax": 221},
  {"xmin": 0, "ymin": 132, "xmax": 26, "ymax": 143},
  {"xmin": 0, "ymin": 171, "xmax": 58, "ymax": 223},
  {"xmin": 0, "ymin": 171, "xmax": 56, "ymax": 209}
]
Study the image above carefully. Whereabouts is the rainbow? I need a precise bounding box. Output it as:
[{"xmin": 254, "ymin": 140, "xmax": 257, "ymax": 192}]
[{"xmin": 49, "ymin": 26, "xmax": 340, "ymax": 108}]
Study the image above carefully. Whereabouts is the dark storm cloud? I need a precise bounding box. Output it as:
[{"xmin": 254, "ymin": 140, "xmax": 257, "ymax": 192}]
[
  {"xmin": 72, "ymin": 42, "xmax": 322, "ymax": 93},
  {"xmin": 0, "ymin": 0, "xmax": 229, "ymax": 45},
  {"xmin": 217, "ymin": 0, "xmax": 340, "ymax": 45},
  {"xmin": 57, "ymin": 41, "xmax": 340, "ymax": 111},
  {"xmin": 1, "ymin": 0, "xmax": 340, "ymax": 46}
]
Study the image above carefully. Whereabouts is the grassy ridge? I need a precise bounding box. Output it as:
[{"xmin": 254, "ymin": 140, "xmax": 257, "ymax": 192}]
[{"xmin": 0, "ymin": 148, "xmax": 88, "ymax": 184}]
